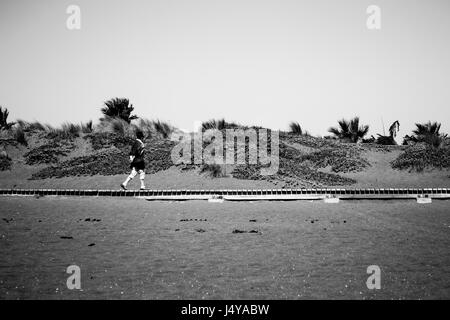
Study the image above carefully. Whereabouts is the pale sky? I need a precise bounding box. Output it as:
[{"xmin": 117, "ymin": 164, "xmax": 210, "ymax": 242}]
[{"xmin": 1, "ymin": 0, "xmax": 449, "ymax": 137}]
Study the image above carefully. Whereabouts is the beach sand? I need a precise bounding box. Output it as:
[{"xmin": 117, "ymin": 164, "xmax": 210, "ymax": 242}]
[{"xmin": 1, "ymin": 196, "xmax": 449, "ymax": 299}]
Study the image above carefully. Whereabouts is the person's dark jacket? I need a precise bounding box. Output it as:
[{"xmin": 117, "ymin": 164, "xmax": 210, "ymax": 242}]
[{"xmin": 130, "ymin": 139, "xmax": 145, "ymax": 165}]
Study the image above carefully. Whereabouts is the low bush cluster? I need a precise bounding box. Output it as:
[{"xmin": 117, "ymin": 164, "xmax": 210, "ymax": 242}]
[{"xmin": 391, "ymin": 144, "xmax": 450, "ymax": 172}]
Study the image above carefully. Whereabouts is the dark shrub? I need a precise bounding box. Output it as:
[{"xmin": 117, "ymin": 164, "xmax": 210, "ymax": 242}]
[
  {"xmin": 0, "ymin": 106, "xmax": 15, "ymax": 130},
  {"xmin": 200, "ymin": 163, "xmax": 224, "ymax": 178},
  {"xmin": 14, "ymin": 126, "xmax": 27, "ymax": 146},
  {"xmin": 24, "ymin": 142, "xmax": 74, "ymax": 165},
  {"xmin": 0, "ymin": 154, "xmax": 11, "ymax": 171},
  {"xmin": 289, "ymin": 122, "xmax": 303, "ymax": 135},
  {"xmin": 101, "ymin": 98, "xmax": 138, "ymax": 123},
  {"xmin": 328, "ymin": 117, "xmax": 369, "ymax": 143},
  {"xmin": 392, "ymin": 144, "xmax": 450, "ymax": 172}
]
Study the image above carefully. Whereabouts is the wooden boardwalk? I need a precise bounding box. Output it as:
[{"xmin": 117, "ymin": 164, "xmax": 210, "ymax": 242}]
[{"xmin": 1, "ymin": 188, "xmax": 449, "ymax": 201}]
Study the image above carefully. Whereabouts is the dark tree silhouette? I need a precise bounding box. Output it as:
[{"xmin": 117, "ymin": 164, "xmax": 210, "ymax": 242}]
[
  {"xmin": 0, "ymin": 106, "xmax": 15, "ymax": 130},
  {"xmin": 289, "ymin": 122, "xmax": 302, "ymax": 135},
  {"xmin": 101, "ymin": 98, "xmax": 138, "ymax": 123},
  {"xmin": 328, "ymin": 117, "xmax": 369, "ymax": 143},
  {"xmin": 409, "ymin": 121, "xmax": 446, "ymax": 147}
]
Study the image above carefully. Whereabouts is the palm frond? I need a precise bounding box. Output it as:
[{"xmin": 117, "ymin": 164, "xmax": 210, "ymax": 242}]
[
  {"xmin": 289, "ymin": 122, "xmax": 303, "ymax": 135},
  {"xmin": 329, "ymin": 117, "xmax": 369, "ymax": 142},
  {"xmin": 0, "ymin": 106, "xmax": 15, "ymax": 130},
  {"xmin": 101, "ymin": 98, "xmax": 138, "ymax": 123}
]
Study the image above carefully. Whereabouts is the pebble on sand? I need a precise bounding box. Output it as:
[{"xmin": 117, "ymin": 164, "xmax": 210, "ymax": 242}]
[{"xmin": 232, "ymin": 229, "xmax": 261, "ymax": 234}]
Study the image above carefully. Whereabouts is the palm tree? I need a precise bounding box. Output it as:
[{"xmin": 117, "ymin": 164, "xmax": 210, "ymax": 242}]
[
  {"xmin": 328, "ymin": 117, "xmax": 369, "ymax": 143},
  {"xmin": 0, "ymin": 106, "xmax": 15, "ymax": 130},
  {"xmin": 412, "ymin": 121, "xmax": 440, "ymax": 138},
  {"xmin": 410, "ymin": 121, "xmax": 446, "ymax": 147},
  {"xmin": 101, "ymin": 98, "xmax": 138, "ymax": 123}
]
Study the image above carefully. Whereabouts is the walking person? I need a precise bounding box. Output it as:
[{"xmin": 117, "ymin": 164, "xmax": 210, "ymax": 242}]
[{"xmin": 121, "ymin": 131, "xmax": 146, "ymax": 190}]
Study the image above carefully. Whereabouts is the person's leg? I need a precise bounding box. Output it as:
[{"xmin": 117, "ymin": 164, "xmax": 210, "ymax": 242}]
[
  {"xmin": 121, "ymin": 168, "xmax": 137, "ymax": 189},
  {"xmin": 138, "ymin": 169, "xmax": 145, "ymax": 189}
]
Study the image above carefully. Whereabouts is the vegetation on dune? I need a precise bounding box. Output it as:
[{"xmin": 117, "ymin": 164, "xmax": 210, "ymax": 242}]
[
  {"xmin": 46, "ymin": 122, "xmax": 82, "ymax": 140},
  {"xmin": 289, "ymin": 122, "xmax": 302, "ymax": 134},
  {"xmin": 232, "ymin": 162, "xmax": 355, "ymax": 188},
  {"xmin": 31, "ymin": 149, "xmax": 129, "ymax": 179},
  {"xmin": 403, "ymin": 121, "xmax": 447, "ymax": 148},
  {"xmin": 3, "ymin": 99, "xmax": 450, "ymax": 184},
  {"xmin": 0, "ymin": 153, "xmax": 12, "ymax": 171},
  {"xmin": 16, "ymin": 120, "xmax": 92, "ymax": 138},
  {"xmin": 14, "ymin": 119, "xmax": 93, "ymax": 144},
  {"xmin": 280, "ymin": 131, "xmax": 334, "ymax": 149},
  {"xmin": 16, "ymin": 120, "xmax": 50, "ymax": 133},
  {"xmin": 151, "ymin": 120, "xmax": 173, "ymax": 138},
  {"xmin": 24, "ymin": 142, "xmax": 75, "ymax": 165},
  {"xmin": 413, "ymin": 121, "xmax": 443, "ymax": 140},
  {"xmin": 101, "ymin": 98, "xmax": 138, "ymax": 123},
  {"xmin": 133, "ymin": 119, "xmax": 174, "ymax": 139},
  {"xmin": 31, "ymin": 138, "xmax": 175, "ymax": 179},
  {"xmin": 288, "ymin": 122, "xmax": 310, "ymax": 136},
  {"xmin": 85, "ymin": 132, "xmax": 135, "ymax": 151},
  {"xmin": 201, "ymin": 119, "xmax": 240, "ymax": 131},
  {"xmin": 232, "ymin": 140, "xmax": 361, "ymax": 188},
  {"xmin": 27, "ymin": 99, "xmax": 177, "ymax": 178},
  {"xmin": 143, "ymin": 138, "xmax": 177, "ymax": 173},
  {"xmin": 13, "ymin": 126, "xmax": 28, "ymax": 146},
  {"xmin": 96, "ymin": 117, "xmax": 174, "ymax": 140},
  {"xmin": 0, "ymin": 106, "xmax": 15, "ymax": 130},
  {"xmin": 328, "ymin": 117, "xmax": 369, "ymax": 143},
  {"xmin": 301, "ymin": 147, "xmax": 370, "ymax": 173},
  {"xmin": 81, "ymin": 121, "xmax": 93, "ymax": 133},
  {"xmin": 96, "ymin": 117, "xmax": 136, "ymax": 137},
  {"xmin": 392, "ymin": 122, "xmax": 449, "ymax": 171},
  {"xmin": 200, "ymin": 163, "xmax": 224, "ymax": 178},
  {"xmin": 392, "ymin": 144, "xmax": 450, "ymax": 172}
]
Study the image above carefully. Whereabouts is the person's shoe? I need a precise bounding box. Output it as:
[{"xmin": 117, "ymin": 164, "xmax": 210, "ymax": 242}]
[
  {"xmin": 140, "ymin": 187, "xmax": 146, "ymax": 190},
  {"xmin": 120, "ymin": 183, "xmax": 127, "ymax": 190}
]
